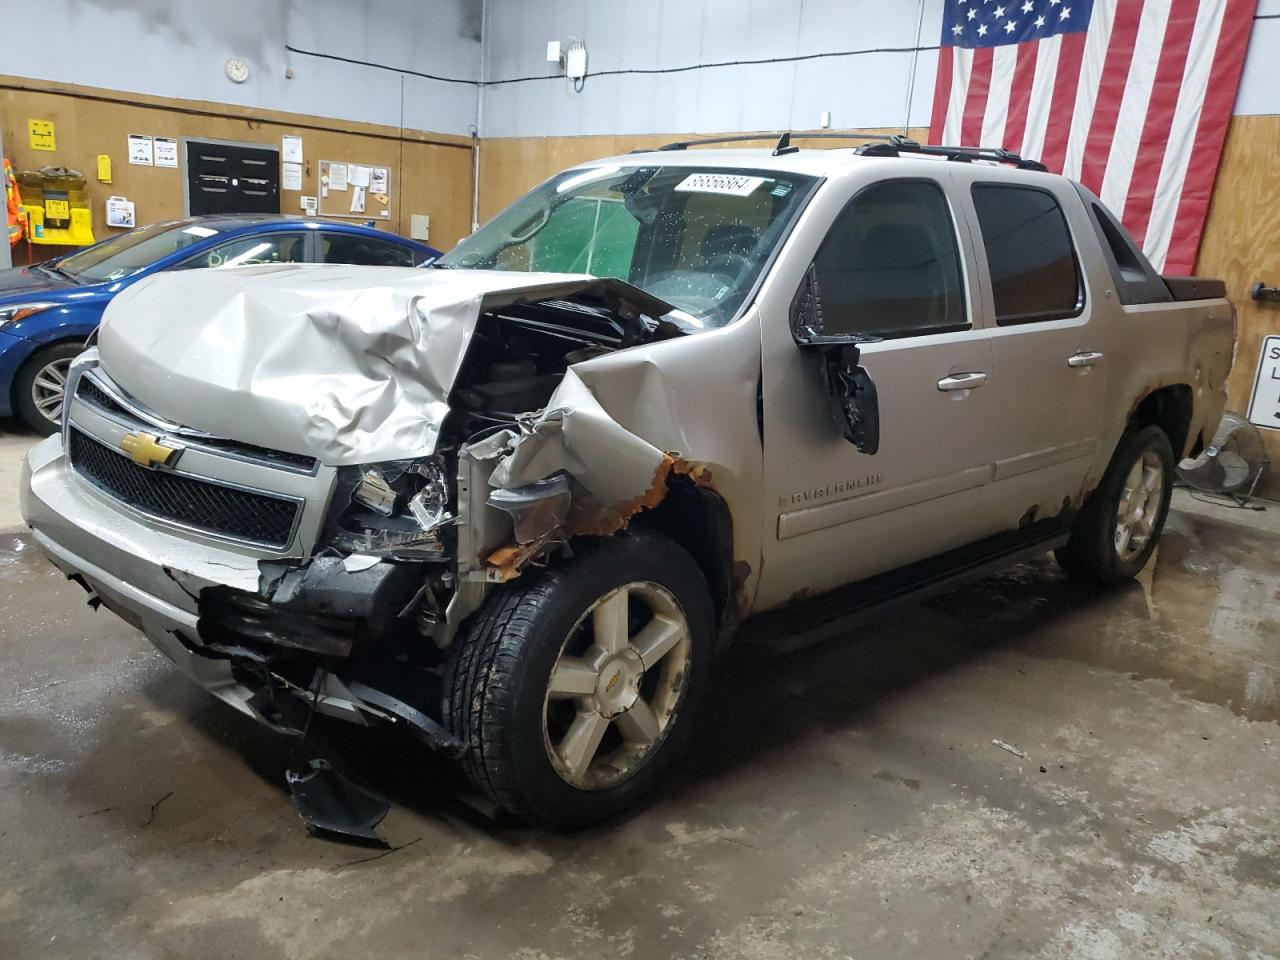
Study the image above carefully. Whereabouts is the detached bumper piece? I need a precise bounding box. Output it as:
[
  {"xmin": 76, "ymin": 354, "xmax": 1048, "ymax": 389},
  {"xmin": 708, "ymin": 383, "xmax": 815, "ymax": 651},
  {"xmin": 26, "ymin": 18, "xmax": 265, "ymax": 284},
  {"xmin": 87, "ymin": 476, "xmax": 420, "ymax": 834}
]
[{"xmin": 286, "ymin": 759, "xmax": 391, "ymax": 847}]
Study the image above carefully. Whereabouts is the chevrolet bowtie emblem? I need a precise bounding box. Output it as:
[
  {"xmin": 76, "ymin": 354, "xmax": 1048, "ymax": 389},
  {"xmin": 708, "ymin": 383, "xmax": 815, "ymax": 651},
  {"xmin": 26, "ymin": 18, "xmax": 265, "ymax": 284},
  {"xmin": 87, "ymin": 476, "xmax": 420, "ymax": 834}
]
[{"xmin": 119, "ymin": 431, "xmax": 183, "ymax": 469}]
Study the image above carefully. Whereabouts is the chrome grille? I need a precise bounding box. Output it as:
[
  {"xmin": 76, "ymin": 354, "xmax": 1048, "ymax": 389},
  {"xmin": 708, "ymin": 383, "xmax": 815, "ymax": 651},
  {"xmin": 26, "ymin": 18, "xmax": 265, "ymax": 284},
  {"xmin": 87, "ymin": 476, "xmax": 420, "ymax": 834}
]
[
  {"xmin": 76, "ymin": 376, "xmax": 129, "ymax": 418},
  {"xmin": 68, "ymin": 429, "xmax": 300, "ymax": 548},
  {"xmin": 75, "ymin": 375, "xmax": 318, "ymax": 473}
]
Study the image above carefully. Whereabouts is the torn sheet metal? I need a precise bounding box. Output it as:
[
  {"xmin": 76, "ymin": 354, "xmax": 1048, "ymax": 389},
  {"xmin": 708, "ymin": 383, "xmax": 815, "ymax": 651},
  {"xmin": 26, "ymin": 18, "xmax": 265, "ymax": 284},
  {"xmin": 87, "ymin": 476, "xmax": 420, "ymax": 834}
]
[
  {"xmin": 97, "ymin": 265, "xmax": 676, "ymax": 467},
  {"xmin": 488, "ymin": 473, "xmax": 573, "ymax": 544},
  {"xmin": 490, "ymin": 368, "xmax": 669, "ymax": 507}
]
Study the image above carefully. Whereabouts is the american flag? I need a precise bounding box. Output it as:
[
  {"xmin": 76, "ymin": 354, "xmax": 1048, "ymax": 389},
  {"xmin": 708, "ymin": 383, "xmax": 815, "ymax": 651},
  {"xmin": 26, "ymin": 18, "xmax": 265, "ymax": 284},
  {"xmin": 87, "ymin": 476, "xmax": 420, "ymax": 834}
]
[{"xmin": 928, "ymin": 0, "xmax": 1257, "ymax": 274}]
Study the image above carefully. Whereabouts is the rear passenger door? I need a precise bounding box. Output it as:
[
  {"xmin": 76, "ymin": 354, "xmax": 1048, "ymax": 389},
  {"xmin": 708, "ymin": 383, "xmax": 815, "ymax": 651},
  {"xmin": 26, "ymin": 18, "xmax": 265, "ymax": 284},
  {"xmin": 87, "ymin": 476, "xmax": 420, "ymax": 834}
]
[
  {"xmin": 965, "ymin": 181, "xmax": 1107, "ymax": 527},
  {"xmin": 319, "ymin": 232, "xmax": 423, "ymax": 266},
  {"xmin": 757, "ymin": 176, "xmax": 998, "ymax": 607}
]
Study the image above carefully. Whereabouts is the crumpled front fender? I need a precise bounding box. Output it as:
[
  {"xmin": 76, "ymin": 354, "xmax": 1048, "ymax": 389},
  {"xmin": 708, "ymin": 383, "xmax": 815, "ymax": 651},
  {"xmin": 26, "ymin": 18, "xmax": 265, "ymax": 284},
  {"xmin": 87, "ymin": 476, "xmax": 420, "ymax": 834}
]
[{"xmin": 467, "ymin": 312, "xmax": 765, "ymax": 621}]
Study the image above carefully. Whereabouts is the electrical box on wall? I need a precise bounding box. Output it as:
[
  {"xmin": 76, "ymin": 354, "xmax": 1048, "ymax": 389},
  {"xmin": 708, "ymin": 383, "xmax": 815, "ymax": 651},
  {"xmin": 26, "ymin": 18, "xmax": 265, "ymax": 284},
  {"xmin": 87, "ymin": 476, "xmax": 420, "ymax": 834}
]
[
  {"xmin": 566, "ymin": 43, "xmax": 587, "ymax": 80},
  {"xmin": 546, "ymin": 41, "xmax": 562, "ymax": 63},
  {"xmin": 410, "ymin": 214, "xmax": 430, "ymax": 242}
]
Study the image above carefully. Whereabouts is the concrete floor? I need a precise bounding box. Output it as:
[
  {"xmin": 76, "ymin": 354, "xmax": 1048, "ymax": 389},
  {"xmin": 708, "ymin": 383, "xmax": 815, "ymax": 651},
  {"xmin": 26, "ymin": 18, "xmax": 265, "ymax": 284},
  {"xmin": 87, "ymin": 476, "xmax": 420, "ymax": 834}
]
[
  {"xmin": 0, "ymin": 420, "xmax": 38, "ymax": 529},
  {"xmin": 1, "ymin": 420, "xmax": 1278, "ymax": 959}
]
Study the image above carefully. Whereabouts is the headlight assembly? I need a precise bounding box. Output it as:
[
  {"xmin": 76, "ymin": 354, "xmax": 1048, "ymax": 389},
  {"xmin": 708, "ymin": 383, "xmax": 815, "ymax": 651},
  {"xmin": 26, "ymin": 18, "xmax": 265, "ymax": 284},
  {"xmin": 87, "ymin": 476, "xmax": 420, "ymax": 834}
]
[
  {"xmin": 331, "ymin": 456, "xmax": 455, "ymax": 559},
  {"xmin": 0, "ymin": 302, "xmax": 59, "ymax": 328}
]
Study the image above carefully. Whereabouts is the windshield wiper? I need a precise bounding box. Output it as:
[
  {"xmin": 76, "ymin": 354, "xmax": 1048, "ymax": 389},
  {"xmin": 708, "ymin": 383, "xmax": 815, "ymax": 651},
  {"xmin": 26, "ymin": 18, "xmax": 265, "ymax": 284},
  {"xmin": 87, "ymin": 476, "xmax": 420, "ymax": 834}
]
[{"xmin": 38, "ymin": 264, "xmax": 79, "ymax": 283}]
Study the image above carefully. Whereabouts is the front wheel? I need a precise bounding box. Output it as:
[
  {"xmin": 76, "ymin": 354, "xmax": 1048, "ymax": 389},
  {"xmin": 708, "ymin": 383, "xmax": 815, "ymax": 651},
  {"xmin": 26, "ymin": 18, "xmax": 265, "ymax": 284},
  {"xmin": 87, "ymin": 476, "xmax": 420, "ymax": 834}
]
[
  {"xmin": 1056, "ymin": 425, "xmax": 1174, "ymax": 585},
  {"xmin": 14, "ymin": 342, "xmax": 81, "ymax": 435},
  {"xmin": 443, "ymin": 529, "xmax": 714, "ymax": 829}
]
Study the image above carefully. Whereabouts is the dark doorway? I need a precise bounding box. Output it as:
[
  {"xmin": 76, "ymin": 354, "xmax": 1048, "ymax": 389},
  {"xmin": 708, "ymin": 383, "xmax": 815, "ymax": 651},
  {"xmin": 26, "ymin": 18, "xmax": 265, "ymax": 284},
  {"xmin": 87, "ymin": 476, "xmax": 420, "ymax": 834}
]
[{"xmin": 186, "ymin": 140, "xmax": 280, "ymax": 216}]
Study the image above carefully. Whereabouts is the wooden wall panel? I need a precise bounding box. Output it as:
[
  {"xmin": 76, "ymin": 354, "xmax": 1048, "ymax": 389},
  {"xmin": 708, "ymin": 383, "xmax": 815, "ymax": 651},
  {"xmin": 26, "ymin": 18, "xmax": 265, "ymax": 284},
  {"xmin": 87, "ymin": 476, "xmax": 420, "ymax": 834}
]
[
  {"xmin": 1196, "ymin": 114, "xmax": 1280, "ymax": 498},
  {"xmin": 0, "ymin": 77, "xmax": 475, "ymax": 254}
]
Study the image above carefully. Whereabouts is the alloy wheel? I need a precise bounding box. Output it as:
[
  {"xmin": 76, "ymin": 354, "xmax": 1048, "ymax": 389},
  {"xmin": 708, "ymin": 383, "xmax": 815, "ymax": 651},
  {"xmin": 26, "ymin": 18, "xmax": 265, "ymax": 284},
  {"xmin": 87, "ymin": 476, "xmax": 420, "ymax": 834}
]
[
  {"xmin": 542, "ymin": 581, "xmax": 691, "ymax": 790},
  {"xmin": 30, "ymin": 357, "xmax": 73, "ymax": 427},
  {"xmin": 1114, "ymin": 449, "xmax": 1164, "ymax": 561}
]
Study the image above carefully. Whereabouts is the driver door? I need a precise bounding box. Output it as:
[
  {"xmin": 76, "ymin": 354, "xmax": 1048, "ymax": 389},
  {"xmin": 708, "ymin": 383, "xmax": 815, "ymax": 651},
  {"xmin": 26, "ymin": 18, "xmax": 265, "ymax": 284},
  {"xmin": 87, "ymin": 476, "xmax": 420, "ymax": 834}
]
[{"xmin": 755, "ymin": 176, "xmax": 998, "ymax": 609}]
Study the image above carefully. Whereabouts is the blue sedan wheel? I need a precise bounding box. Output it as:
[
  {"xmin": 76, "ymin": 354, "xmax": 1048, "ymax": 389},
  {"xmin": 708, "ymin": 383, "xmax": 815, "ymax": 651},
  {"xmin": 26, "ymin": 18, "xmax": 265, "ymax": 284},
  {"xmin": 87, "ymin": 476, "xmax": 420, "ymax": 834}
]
[
  {"xmin": 15, "ymin": 342, "xmax": 82, "ymax": 435},
  {"xmin": 32, "ymin": 357, "xmax": 71, "ymax": 420}
]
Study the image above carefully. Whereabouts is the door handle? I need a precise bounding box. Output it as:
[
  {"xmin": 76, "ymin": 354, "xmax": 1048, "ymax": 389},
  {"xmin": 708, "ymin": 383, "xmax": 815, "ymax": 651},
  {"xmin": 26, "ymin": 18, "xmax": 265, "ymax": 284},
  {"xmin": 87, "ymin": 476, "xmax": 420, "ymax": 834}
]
[
  {"xmin": 937, "ymin": 372, "xmax": 988, "ymax": 392},
  {"xmin": 1067, "ymin": 351, "xmax": 1104, "ymax": 368}
]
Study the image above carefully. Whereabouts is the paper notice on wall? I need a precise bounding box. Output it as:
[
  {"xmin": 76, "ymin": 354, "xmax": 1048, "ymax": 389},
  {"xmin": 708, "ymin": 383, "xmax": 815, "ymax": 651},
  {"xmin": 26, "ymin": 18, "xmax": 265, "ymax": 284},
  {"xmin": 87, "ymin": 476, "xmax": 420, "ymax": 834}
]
[
  {"xmin": 105, "ymin": 196, "xmax": 136, "ymax": 229},
  {"xmin": 327, "ymin": 162, "xmax": 348, "ymax": 191},
  {"xmin": 301, "ymin": 195, "xmax": 318, "ymax": 216},
  {"xmin": 127, "ymin": 134, "xmax": 154, "ymax": 165},
  {"xmin": 282, "ymin": 162, "xmax": 303, "ymax": 192},
  {"xmin": 282, "ymin": 135, "xmax": 303, "ymax": 164},
  {"xmin": 154, "ymin": 138, "xmax": 178, "ymax": 167},
  {"xmin": 348, "ymin": 164, "xmax": 371, "ymax": 188},
  {"xmin": 370, "ymin": 166, "xmax": 389, "ymax": 194},
  {"xmin": 350, "ymin": 185, "xmax": 366, "ymax": 214}
]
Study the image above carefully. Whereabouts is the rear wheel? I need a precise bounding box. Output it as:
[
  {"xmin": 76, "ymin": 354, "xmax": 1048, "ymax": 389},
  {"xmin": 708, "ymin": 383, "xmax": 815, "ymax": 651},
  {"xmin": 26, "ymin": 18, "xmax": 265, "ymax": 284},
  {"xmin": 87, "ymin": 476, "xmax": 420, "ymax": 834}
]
[
  {"xmin": 1056, "ymin": 425, "xmax": 1174, "ymax": 585},
  {"xmin": 443, "ymin": 529, "xmax": 713, "ymax": 829},
  {"xmin": 14, "ymin": 342, "xmax": 81, "ymax": 435}
]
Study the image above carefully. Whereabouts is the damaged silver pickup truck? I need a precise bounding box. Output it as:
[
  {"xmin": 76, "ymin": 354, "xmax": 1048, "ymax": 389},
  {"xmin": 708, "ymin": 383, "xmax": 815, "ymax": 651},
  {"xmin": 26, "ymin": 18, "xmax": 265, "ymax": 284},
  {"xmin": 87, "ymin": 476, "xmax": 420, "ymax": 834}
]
[{"xmin": 21, "ymin": 136, "xmax": 1235, "ymax": 829}]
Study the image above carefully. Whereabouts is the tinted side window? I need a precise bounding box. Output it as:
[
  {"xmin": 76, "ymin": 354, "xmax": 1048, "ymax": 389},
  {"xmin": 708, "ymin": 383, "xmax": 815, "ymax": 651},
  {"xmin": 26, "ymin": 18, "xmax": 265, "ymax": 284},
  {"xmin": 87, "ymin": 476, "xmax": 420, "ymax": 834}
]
[
  {"xmin": 185, "ymin": 232, "xmax": 307, "ymax": 269},
  {"xmin": 812, "ymin": 180, "xmax": 966, "ymax": 339},
  {"xmin": 321, "ymin": 232, "xmax": 415, "ymax": 266},
  {"xmin": 971, "ymin": 185, "xmax": 1081, "ymax": 324}
]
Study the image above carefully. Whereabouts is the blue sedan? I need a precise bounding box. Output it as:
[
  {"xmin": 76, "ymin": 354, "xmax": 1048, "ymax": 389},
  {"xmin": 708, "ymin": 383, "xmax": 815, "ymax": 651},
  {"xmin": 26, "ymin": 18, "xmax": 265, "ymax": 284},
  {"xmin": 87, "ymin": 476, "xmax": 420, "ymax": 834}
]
[{"xmin": 0, "ymin": 215, "xmax": 441, "ymax": 433}]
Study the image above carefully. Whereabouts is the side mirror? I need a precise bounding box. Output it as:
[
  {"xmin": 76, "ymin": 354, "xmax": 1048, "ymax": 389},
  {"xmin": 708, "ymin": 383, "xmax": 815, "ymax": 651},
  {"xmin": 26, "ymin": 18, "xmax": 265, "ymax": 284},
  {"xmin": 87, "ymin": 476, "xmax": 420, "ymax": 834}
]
[
  {"xmin": 796, "ymin": 337, "xmax": 880, "ymax": 455},
  {"xmin": 790, "ymin": 267, "xmax": 881, "ymax": 455}
]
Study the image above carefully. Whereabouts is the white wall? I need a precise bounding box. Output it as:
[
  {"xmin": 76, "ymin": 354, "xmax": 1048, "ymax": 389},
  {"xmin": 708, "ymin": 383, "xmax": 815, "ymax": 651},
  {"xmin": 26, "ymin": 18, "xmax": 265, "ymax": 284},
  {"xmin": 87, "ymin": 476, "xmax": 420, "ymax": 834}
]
[
  {"xmin": 1236, "ymin": 0, "xmax": 1280, "ymax": 115},
  {"xmin": 5, "ymin": 0, "xmax": 482, "ymax": 136},
  {"xmin": 479, "ymin": 0, "xmax": 943, "ymax": 138},
  {"xmin": 479, "ymin": 0, "xmax": 1280, "ymax": 138},
  {"xmin": 6, "ymin": 0, "xmax": 1278, "ymax": 141}
]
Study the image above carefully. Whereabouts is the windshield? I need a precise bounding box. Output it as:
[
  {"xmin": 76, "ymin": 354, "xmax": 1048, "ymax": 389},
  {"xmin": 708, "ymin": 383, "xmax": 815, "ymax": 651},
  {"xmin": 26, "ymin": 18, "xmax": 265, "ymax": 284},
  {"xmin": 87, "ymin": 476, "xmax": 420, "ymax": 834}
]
[
  {"xmin": 59, "ymin": 220, "xmax": 226, "ymax": 282},
  {"xmin": 437, "ymin": 165, "xmax": 818, "ymax": 329}
]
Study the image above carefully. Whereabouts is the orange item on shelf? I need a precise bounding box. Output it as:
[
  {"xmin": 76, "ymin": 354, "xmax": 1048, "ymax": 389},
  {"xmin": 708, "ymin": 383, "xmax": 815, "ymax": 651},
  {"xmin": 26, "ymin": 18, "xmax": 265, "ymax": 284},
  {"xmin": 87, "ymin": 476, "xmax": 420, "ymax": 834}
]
[{"xmin": 4, "ymin": 158, "xmax": 23, "ymax": 247}]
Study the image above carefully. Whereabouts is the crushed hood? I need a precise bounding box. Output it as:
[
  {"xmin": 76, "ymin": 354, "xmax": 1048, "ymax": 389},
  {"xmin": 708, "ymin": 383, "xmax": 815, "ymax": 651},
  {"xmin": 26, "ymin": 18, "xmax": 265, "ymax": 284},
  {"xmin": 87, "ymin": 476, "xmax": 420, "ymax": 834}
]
[{"xmin": 96, "ymin": 264, "xmax": 673, "ymax": 466}]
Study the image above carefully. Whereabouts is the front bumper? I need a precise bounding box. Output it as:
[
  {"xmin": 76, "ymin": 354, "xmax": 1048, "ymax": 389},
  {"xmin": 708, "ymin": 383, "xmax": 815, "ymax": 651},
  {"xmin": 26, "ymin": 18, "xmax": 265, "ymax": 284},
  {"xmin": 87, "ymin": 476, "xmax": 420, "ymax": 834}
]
[
  {"xmin": 20, "ymin": 435, "xmax": 413, "ymax": 731},
  {"xmin": 22, "ymin": 434, "xmax": 269, "ymax": 714}
]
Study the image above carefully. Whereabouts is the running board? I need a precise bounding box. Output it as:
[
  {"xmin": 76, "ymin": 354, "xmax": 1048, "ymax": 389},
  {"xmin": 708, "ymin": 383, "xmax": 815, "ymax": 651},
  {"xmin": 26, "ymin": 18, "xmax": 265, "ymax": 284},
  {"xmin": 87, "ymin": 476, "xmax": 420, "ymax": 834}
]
[{"xmin": 736, "ymin": 521, "xmax": 1071, "ymax": 654}]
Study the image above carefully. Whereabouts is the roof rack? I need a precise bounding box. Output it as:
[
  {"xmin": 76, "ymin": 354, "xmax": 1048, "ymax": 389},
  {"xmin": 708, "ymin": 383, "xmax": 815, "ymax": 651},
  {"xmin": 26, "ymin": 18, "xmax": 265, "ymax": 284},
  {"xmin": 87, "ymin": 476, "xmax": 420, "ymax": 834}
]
[
  {"xmin": 859, "ymin": 138, "xmax": 1049, "ymax": 172},
  {"xmin": 640, "ymin": 131, "xmax": 1049, "ymax": 172},
  {"xmin": 647, "ymin": 131, "xmax": 902, "ymax": 154}
]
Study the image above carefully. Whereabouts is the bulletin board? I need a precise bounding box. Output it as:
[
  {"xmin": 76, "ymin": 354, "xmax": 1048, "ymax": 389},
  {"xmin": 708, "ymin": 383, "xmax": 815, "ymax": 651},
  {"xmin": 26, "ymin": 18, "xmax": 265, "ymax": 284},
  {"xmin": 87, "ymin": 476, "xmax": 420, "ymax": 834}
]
[{"xmin": 317, "ymin": 159, "xmax": 393, "ymax": 221}]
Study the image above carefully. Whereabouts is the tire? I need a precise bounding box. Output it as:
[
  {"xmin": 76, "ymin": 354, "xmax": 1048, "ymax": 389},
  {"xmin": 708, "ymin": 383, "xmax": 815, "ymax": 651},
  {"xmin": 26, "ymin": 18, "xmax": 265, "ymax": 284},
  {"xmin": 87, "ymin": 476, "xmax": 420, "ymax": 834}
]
[
  {"xmin": 14, "ymin": 342, "xmax": 81, "ymax": 435},
  {"xmin": 1056, "ymin": 424, "xmax": 1175, "ymax": 585},
  {"xmin": 443, "ymin": 529, "xmax": 714, "ymax": 830}
]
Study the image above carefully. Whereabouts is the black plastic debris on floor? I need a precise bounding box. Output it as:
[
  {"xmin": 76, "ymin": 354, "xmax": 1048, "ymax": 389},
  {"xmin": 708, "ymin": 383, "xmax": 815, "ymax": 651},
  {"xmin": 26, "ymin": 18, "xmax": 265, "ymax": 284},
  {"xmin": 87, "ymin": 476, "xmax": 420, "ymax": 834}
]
[{"xmin": 286, "ymin": 758, "xmax": 391, "ymax": 847}]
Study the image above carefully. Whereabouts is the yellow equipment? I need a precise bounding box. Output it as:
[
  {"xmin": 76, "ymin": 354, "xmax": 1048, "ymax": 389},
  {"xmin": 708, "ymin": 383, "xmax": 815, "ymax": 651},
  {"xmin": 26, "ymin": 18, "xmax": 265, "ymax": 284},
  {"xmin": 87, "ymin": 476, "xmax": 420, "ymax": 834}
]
[{"xmin": 18, "ymin": 166, "xmax": 95, "ymax": 247}]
